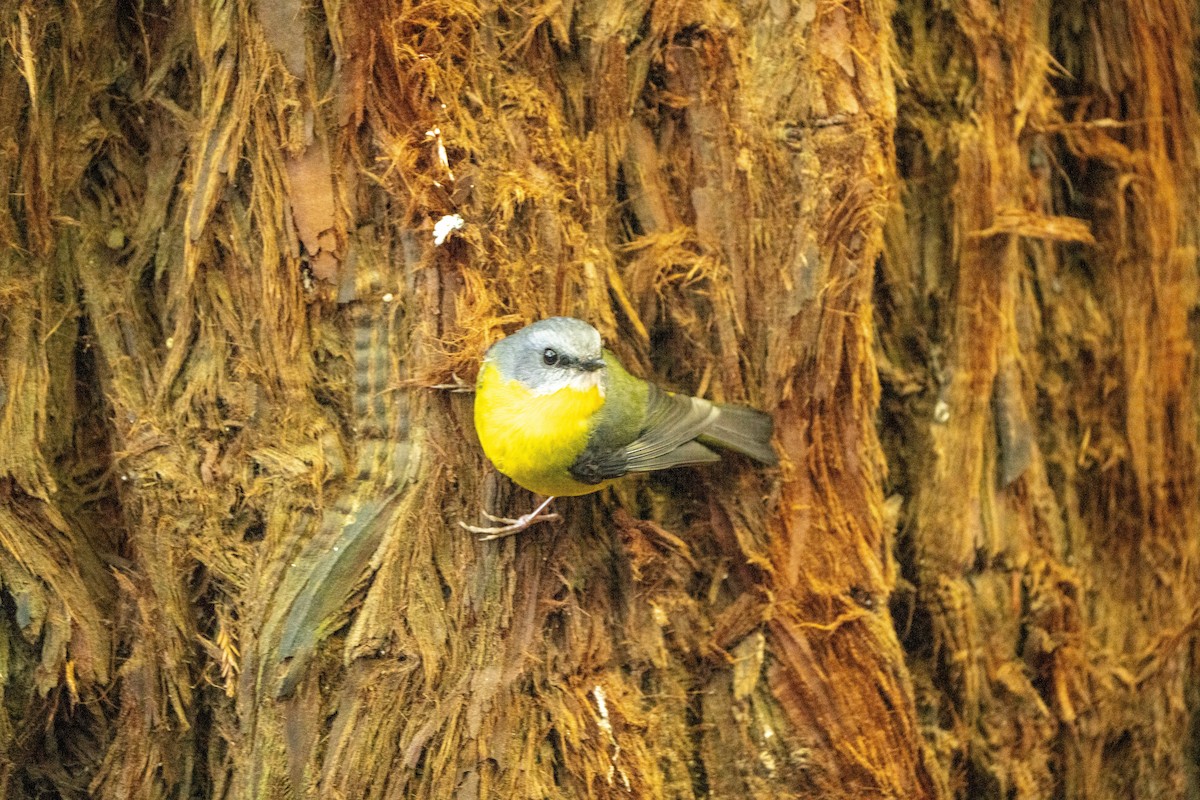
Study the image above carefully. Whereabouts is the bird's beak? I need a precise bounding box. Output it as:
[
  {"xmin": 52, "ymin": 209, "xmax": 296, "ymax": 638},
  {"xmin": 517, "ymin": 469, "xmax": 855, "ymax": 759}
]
[{"xmin": 580, "ymin": 358, "xmax": 605, "ymax": 372}]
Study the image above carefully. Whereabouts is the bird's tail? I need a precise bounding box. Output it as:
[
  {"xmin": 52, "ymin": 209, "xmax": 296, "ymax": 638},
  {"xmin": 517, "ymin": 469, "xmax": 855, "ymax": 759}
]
[{"xmin": 700, "ymin": 404, "xmax": 778, "ymax": 465}]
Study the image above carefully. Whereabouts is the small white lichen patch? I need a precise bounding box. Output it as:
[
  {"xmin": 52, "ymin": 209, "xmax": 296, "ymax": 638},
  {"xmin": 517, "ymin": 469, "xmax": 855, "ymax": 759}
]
[
  {"xmin": 933, "ymin": 397, "xmax": 950, "ymax": 424},
  {"xmin": 759, "ymin": 721, "xmax": 777, "ymax": 773},
  {"xmin": 432, "ymin": 214, "xmax": 464, "ymax": 246},
  {"xmin": 593, "ymin": 685, "xmax": 611, "ymax": 735},
  {"xmin": 425, "ymin": 126, "xmax": 455, "ymax": 181},
  {"xmin": 592, "ymin": 685, "xmax": 631, "ymax": 791}
]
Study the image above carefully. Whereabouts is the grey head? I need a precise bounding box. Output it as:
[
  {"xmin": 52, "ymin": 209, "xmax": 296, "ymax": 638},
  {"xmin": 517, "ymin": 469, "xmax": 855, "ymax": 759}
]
[{"xmin": 486, "ymin": 317, "xmax": 606, "ymax": 395}]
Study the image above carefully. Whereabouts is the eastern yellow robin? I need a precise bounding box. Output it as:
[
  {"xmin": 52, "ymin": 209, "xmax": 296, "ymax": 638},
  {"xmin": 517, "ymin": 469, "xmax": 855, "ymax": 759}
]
[{"xmin": 463, "ymin": 317, "xmax": 776, "ymax": 539}]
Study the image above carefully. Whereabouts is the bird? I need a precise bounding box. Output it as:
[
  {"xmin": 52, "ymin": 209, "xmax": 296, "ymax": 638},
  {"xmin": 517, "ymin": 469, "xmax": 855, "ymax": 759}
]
[{"xmin": 461, "ymin": 317, "xmax": 777, "ymax": 539}]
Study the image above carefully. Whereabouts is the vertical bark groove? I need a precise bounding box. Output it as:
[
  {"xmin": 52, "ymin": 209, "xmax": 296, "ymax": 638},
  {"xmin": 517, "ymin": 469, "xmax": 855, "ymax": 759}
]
[{"xmin": 0, "ymin": 1, "xmax": 1197, "ymax": 798}]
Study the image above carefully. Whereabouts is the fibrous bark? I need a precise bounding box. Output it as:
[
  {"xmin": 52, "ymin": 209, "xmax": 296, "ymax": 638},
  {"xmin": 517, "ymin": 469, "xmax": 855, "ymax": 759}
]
[
  {"xmin": 1, "ymin": 1, "xmax": 1197, "ymax": 799},
  {"xmin": 883, "ymin": 0, "xmax": 1200, "ymax": 796}
]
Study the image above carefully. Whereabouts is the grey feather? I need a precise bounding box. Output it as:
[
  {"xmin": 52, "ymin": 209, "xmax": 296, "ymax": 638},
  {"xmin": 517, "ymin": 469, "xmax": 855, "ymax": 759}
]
[
  {"xmin": 485, "ymin": 317, "xmax": 603, "ymax": 390},
  {"xmin": 623, "ymin": 386, "xmax": 723, "ymax": 472},
  {"xmin": 698, "ymin": 404, "xmax": 779, "ymax": 466}
]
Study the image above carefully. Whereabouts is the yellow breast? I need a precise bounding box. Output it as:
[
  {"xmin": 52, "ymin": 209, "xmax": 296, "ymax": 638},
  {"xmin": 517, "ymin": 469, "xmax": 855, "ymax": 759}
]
[{"xmin": 474, "ymin": 363, "xmax": 606, "ymax": 496}]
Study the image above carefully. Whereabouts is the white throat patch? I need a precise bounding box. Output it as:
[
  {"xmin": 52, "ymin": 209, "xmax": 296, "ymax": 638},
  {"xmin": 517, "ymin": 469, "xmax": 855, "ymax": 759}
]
[{"xmin": 528, "ymin": 368, "xmax": 606, "ymax": 397}]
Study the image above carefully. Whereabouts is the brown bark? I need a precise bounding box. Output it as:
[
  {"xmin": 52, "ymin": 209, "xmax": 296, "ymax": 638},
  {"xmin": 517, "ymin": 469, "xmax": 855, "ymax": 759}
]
[
  {"xmin": 0, "ymin": 1, "xmax": 1197, "ymax": 799},
  {"xmin": 884, "ymin": 0, "xmax": 1200, "ymax": 796}
]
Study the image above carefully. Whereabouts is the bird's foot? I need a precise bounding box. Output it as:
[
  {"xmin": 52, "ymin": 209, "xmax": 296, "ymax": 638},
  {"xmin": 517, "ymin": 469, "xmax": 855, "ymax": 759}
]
[{"xmin": 459, "ymin": 496, "xmax": 559, "ymax": 541}]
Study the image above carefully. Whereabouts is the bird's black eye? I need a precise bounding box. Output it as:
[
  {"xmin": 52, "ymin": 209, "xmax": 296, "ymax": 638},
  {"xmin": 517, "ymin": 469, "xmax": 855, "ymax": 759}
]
[{"xmin": 542, "ymin": 348, "xmax": 559, "ymax": 366}]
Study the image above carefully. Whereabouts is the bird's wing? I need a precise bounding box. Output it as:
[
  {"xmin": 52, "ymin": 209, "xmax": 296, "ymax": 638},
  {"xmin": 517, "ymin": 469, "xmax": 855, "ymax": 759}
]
[
  {"xmin": 621, "ymin": 385, "xmax": 722, "ymax": 472},
  {"xmin": 568, "ymin": 380, "xmax": 722, "ymax": 485}
]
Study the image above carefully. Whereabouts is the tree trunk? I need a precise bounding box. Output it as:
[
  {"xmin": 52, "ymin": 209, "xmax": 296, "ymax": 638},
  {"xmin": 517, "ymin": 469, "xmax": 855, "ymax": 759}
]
[
  {"xmin": 883, "ymin": 1, "xmax": 1200, "ymax": 796},
  {"xmin": 0, "ymin": 1, "xmax": 1196, "ymax": 799}
]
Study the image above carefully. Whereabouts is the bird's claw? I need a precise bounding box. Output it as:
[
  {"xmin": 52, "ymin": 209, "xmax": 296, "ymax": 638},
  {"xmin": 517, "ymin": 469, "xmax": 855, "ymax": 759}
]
[
  {"xmin": 458, "ymin": 510, "xmax": 560, "ymax": 540},
  {"xmin": 459, "ymin": 495, "xmax": 559, "ymax": 540}
]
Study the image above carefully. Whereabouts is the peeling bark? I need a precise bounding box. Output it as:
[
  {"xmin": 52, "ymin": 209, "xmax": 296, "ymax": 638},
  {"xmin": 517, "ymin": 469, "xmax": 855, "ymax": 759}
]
[{"xmin": 0, "ymin": 1, "xmax": 1197, "ymax": 799}]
